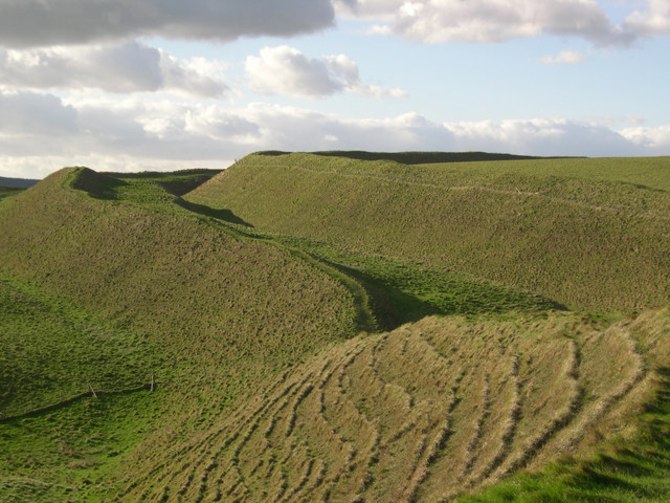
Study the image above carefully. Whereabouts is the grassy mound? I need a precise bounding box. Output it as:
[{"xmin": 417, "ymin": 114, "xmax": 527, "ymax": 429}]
[
  {"xmin": 121, "ymin": 308, "xmax": 670, "ymax": 501},
  {"xmin": 257, "ymin": 150, "xmax": 545, "ymax": 164},
  {"xmin": 0, "ymin": 167, "xmax": 359, "ymax": 499},
  {"xmin": 187, "ymin": 153, "xmax": 670, "ymax": 312}
]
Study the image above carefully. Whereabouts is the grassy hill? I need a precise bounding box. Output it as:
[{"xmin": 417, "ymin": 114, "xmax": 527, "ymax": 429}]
[
  {"xmin": 187, "ymin": 153, "xmax": 670, "ymax": 313},
  {"xmin": 1, "ymin": 155, "xmax": 670, "ymax": 502},
  {"xmin": 0, "ymin": 167, "xmax": 359, "ymax": 500}
]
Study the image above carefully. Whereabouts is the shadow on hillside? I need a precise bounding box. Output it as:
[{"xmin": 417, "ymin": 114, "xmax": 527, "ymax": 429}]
[
  {"xmin": 323, "ymin": 260, "xmax": 442, "ymax": 330},
  {"xmin": 321, "ymin": 259, "xmax": 566, "ymax": 332},
  {"xmin": 176, "ymin": 198, "xmax": 254, "ymax": 228},
  {"xmin": 72, "ymin": 169, "xmax": 127, "ymax": 200}
]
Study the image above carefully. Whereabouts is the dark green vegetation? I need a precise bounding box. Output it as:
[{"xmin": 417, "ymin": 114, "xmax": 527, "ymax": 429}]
[
  {"xmin": 1, "ymin": 152, "xmax": 669, "ymax": 501},
  {"xmin": 0, "ymin": 186, "xmax": 24, "ymax": 201},
  {"xmin": 188, "ymin": 153, "xmax": 670, "ymax": 313},
  {"xmin": 0, "ymin": 278, "xmax": 161, "ymax": 417}
]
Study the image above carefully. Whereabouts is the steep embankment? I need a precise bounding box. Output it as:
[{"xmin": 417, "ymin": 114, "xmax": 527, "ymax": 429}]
[
  {"xmin": 0, "ymin": 168, "xmax": 357, "ymax": 377},
  {"xmin": 0, "ymin": 168, "xmax": 359, "ymax": 499},
  {"xmin": 120, "ymin": 308, "xmax": 670, "ymax": 502},
  {"xmin": 187, "ymin": 153, "xmax": 670, "ymax": 312}
]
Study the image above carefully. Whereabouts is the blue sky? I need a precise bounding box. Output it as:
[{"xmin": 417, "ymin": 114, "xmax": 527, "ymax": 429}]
[{"xmin": 0, "ymin": 0, "xmax": 669, "ymax": 178}]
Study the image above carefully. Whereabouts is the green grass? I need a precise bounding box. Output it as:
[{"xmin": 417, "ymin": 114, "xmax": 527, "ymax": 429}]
[
  {"xmin": 0, "ymin": 276, "xmax": 165, "ymax": 502},
  {"xmin": 268, "ymin": 234, "xmax": 561, "ymax": 329},
  {"xmin": 0, "ymin": 392, "xmax": 162, "ymax": 502},
  {"xmin": 0, "ymin": 167, "xmax": 360, "ymax": 498},
  {"xmin": 0, "ymin": 277, "xmax": 163, "ymax": 417},
  {"xmin": 458, "ymin": 368, "xmax": 670, "ymax": 502},
  {"xmin": 258, "ymin": 150, "xmax": 547, "ymax": 164},
  {"xmin": 186, "ymin": 152, "xmax": 670, "ymax": 312}
]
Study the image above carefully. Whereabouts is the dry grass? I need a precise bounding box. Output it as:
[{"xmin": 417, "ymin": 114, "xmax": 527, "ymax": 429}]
[{"xmin": 120, "ymin": 309, "xmax": 668, "ymax": 501}]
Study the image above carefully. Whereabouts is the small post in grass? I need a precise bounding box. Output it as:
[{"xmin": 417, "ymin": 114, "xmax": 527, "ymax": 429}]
[
  {"xmin": 88, "ymin": 382, "xmax": 98, "ymax": 399},
  {"xmin": 150, "ymin": 373, "xmax": 155, "ymax": 392}
]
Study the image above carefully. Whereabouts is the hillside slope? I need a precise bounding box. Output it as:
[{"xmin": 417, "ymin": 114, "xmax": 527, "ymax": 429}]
[
  {"xmin": 187, "ymin": 153, "xmax": 670, "ymax": 312},
  {"xmin": 0, "ymin": 168, "xmax": 359, "ymax": 499},
  {"xmin": 120, "ymin": 308, "xmax": 670, "ymax": 502}
]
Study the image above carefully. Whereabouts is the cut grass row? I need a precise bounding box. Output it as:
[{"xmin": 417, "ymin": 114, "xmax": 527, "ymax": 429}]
[
  {"xmin": 459, "ymin": 369, "xmax": 670, "ymax": 502},
  {"xmin": 128, "ymin": 308, "xmax": 669, "ymax": 501}
]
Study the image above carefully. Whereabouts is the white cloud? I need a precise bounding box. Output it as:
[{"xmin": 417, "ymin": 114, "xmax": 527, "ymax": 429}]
[
  {"xmin": 0, "ymin": 0, "xmax": 335, "ymax": 48},
  {"xmin": 624, "ymin": 0, "xmax": 670, "ymax": 35},
  {"xmin": 0, "ymin": 41, "xmax": 228, "ymax": 97},
  {"xmin": 620, "ymin": 125, "xmax": 670, "ymax": 149},
  {"xmin": 539, "ymin": 50, "xmax": 586, "ymax": 65},
  {"xmin": 337, "ymin": 0, "xmax": 634, "ymax": 45},
  {"xmin": 245, "ymin": 45, "xmax": 405, "ymax": 98}
]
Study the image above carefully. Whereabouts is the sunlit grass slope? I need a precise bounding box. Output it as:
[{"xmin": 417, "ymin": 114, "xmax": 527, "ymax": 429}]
[
  {"xmin": 0, "ymin": 168, "xmax": 357, "ymax": 378},
  {"xmin": 121, "ymin": 307, "xmax": 670, "ymax": 502},
  {"xmin": 187, "ymin": 153, "xmax": 670, "ymax": 312},
  {"xmin": 0, "ymin": 167, "xmax": 359, "ymax": 500}
]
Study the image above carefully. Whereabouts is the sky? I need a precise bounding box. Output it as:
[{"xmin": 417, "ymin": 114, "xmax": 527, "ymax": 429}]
[{"xmin": 0, "ymin": 0, "xmax": 669, "ymax": 178}]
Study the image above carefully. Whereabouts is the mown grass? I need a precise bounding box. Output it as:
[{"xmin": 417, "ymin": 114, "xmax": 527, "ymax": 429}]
[
  {"xmin": 140, "ymin": 309, "xmax": 668, "ymax": 502},
  {"xmin": 186, "ymin": 152, "xmax": 670, "ymax": 313},
  {"xmin": 459, "ymin": 367, "xmax": 670, "ymax": 503}
]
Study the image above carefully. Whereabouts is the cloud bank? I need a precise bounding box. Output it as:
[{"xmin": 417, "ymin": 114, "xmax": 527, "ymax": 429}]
[
  {"xmin": 0, "ymin": 41, "xmax": 228, "ymax": 97},
  {"xmin": 1, "ymin": 0, "xmax": 668, "ymax": 49},
  {"xmin": 1, "ymin": 90, "xmax": 668, "ymax": 178},
  {"xmin": 337, "ymin": 0, "xmax": 670, "ymax": 45},
  {"xmin": 0, "ymin": 0, "xmax": 335, "ymax": 47}
]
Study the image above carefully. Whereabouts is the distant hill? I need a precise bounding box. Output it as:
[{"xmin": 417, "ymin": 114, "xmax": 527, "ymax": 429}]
[
  {"xmin": 187, "ymin": 152, "xmax": 670, "ymax": 312},
  {"xmin": 0, "ymin": 176, "xmax": 38, "ymax": 188}
]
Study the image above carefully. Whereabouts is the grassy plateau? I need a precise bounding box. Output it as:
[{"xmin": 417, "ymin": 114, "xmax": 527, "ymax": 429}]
[{"xmin": 1, "ymin": 151, "xmax": 669, "ymax": 501}]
